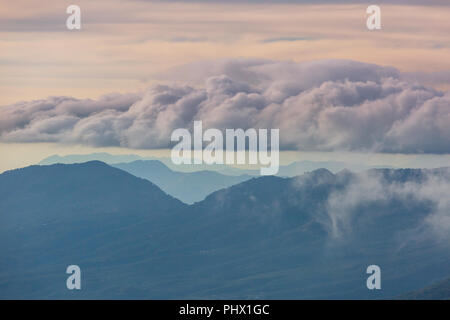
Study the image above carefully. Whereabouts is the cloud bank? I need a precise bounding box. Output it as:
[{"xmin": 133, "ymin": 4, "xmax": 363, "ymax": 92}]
[{"xmin": 1, "ymin": 59, "xmax": 449, "ymax": 153}]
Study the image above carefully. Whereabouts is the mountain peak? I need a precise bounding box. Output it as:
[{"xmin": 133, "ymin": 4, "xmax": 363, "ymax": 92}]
[{"xmin": 0, "ymin": 160, "xmax": 186, "ymax": 217}]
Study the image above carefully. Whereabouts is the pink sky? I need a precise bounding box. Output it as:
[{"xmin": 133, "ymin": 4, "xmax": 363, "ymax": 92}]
[{"xmin": 1, "ymin": 1, "xmax": 449, "ymax": 105}]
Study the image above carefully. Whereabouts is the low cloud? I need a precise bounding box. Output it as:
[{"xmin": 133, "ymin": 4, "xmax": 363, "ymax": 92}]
[
  {"xmin": 1, "ymin": 59, "xmax": 449, "ymax": 153},
  {"xmin": 320, "ymin": 169, "xmax": 450, "ymax": 241}
]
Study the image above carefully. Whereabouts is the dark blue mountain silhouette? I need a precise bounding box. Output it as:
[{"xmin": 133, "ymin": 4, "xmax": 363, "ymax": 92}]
[{"xmin": 0, "ymin": 162, "xmax": 449, "ymax": 299}]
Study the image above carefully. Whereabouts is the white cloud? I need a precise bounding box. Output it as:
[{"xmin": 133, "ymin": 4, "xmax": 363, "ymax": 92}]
[
  {"xmin": 1, "ymin": 59, "xmax": 449, "ymax": 153},
  {"xmin": 318, "ymin": 169, "xmax": 450, "ymax": 241}
]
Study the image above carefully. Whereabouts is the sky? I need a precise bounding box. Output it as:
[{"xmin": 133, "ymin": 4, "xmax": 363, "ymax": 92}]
[{"xmin": 0, "ymin": 0, "xmax": 449, "ymax": 172}]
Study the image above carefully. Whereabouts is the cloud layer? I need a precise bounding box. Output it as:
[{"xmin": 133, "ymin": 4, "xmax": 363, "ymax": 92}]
[{"xmin": 1, "ymin": 59, "xmax": 449, "ymax": 153}]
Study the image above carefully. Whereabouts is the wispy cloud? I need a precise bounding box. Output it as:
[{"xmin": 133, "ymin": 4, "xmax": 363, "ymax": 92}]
[{"xmin": 303, "ymin": 168, "xmax": 450, "ymax": 242}]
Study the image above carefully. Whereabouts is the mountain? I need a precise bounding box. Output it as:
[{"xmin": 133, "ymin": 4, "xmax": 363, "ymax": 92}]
[
  {"xmin": 0, "ymin": 161, "xmax": 187, "ymax": 299},
  {"xmin": 276, "ymin": 160, "xmax": 395, "ymax": 177},
  {"xmin": 38, "ymin": 153, "xmax": 257, "ymax": 175},
  {"xmin": 112, "ymin": 160, "xmax": 252, "ymax": 204},
  {"xmin": 1, "ymin": 163, "xmax": 449, "ymax": 299},
  {"xmin": 38, "ymin": 153, "xmax": 398, "ymax": 179},
  {"xmin": 398, "ymin": 277, "xmax": 450, "ymax": 300},
  {"xmin": 39, "ymin": 153, "xmax": 145, "ymax": 165},
  {"xmin": 181, "ymin": 168, "xmax": 450, "ymax": 299}
]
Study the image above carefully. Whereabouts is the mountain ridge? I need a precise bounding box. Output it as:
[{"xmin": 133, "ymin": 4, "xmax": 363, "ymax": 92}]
[
  {"xmin": 112, "ymin": 160, "xmax": 253, "ymax": 204},
  {"xmin": 1, "ymin": 161, "xmax": 449, "ymax": 299}
]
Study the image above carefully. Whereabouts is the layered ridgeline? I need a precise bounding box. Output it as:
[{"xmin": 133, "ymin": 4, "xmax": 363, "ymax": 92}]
[
  {"xmin": 112, "ymin": 160, "xmax": 252, "ymax": 204},
  {"xmin": 39, "ymin": 152, "xmax": 395, "ymax": 177},
  {"xmin": 39, "ymin": 154, "xmax": 255, "ymax": 204},
  {"xmin": 41, "ymin": 155, "xmax": 362, "ymax": 204},
  {"xmin": 0, "ymin": 162, "xmax": 449, "ymax": 299},
  {"xmin": 38, "ymin": 153, "xmax": 396, "ymax": 204}
]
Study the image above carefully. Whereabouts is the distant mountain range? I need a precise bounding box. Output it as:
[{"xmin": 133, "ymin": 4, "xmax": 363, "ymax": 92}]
[
  {"xmin": 38, "ymin": 153, "xmax": 255, "ymax": 175},
  {"xmin": 39, "ymin": 153, "xmax": 146, "ymax": 165},
  {"xmin": 277, "ymin": 160, "xmax": 395, "ymax": 176},
  {"xmin": 1, "ymin": 162, "xmax": 449, "ymax": 299},
  {"xmin": 41, "ymin": 153, "xmax": 390, "ymax": 204},
  {"xmin": 112, "ymin": 160, "xmax": 252, "ymax": 204},
  {"xmin": 39, "ymin": 152, "xmax": 396, "ymax": 177}
]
